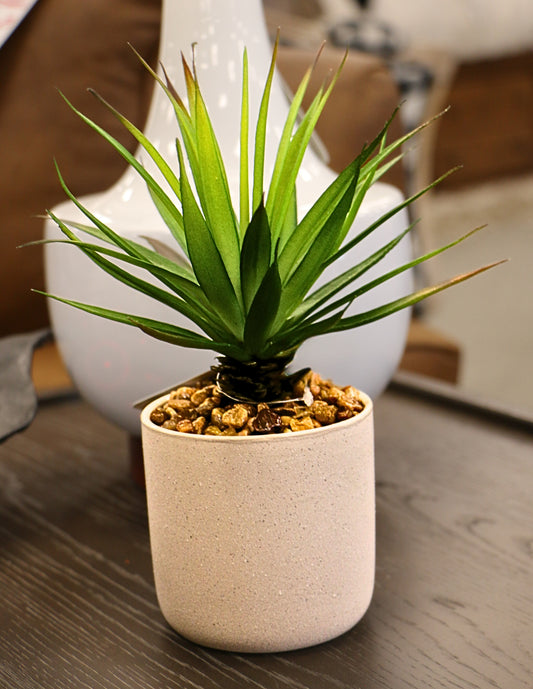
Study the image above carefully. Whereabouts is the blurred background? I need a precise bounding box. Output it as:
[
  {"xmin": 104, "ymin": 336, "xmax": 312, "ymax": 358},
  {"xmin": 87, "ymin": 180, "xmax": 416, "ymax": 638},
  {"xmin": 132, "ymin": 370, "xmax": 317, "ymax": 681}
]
[{"xmin": 263, "ymin": 0, "xmax": 533, "ymax": 413}]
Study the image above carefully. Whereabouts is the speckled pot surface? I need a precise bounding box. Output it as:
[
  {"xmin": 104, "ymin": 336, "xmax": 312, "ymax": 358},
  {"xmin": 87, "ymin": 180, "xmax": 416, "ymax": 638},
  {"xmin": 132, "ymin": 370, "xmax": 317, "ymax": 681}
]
[{"xmin": 141, "ymin": 391, "xmax": 375, "ymax": 653}]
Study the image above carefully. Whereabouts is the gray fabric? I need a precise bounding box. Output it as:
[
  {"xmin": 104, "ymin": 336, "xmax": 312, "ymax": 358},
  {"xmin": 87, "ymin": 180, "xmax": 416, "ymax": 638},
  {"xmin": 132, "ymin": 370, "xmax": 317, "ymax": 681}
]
[{"xmin": 0, "ymin": 328, "xmax": 50, "ymax": 442}]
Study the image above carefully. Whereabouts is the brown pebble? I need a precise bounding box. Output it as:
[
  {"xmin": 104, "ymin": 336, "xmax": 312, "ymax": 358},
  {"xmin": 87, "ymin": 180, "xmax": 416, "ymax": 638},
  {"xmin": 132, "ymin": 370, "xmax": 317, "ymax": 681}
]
[
  {"xmin": 166, "ymin": 398, "xmax": 196, "ymax": 418},
  {"xmin": 293, "ymin": 406, "xmax": 312, "ymax": 419},
  {"xmin": 338, "ymin": 386, "xmax": 364, "ymax": 412},
  {"xmin": 336, "ymin": 409, "xmax": 354, "ymax": 422},
  {"xmin": 149, "ymin": 371, "xmax": 364, "ymax": 436},
  {"xmin": 222, "ymin": 427, "xmax": 238, "ymax": 436},
  {"xmin": 196, "ymin": 397, "xmax": 219, "ymax": 415},
  {"xmin": 204, "ymin": 425, "xmax": 223, "ymax": 436},
  {"xmin": 311, "ymin": 400, "xmax": 337, "ymax": 425},
  {"xmin": 253, "ymin": 408, "xmax": 282, "ymax": 434},
  {"xmin": 322, "ymin": 386, "xmax": 342, "ymax": 404},
  {"xmin": 289, "ymin": 416, "xmax": 315, "ymax": 432},
  {"xmin": 176, "ymin": 419, "xmax": 194, "ymax": 434},
  {"xmin": 211, "ymin": 408, "xmax": 225, "ymax": 427},
  {"xmin": 162, "ymin": 418, "xmax": 177, "ymax": 430},
  {"xmin": 192, "ymin": 417, "xmax": 207, "ymax": 434},
  {"xmin": 308, "ymin": 372, "xmax": 322, "ymax": 397},
  {"xmin": 170, "ymin": 386, "xmax": 196, "ymax": 400},
  {"xmin": 274, "ymin": 406, "xmax": 296, "ymax": 417},
  {"xmin": 190, "ymin": 387, "xmax": 212, "ymax": 406},
  {"xmin": 150, "ymin": 409, "xmax": 167, "ymax": 425},
  {"xmin": 221, "ymin": 405, "xmax": 250, "ymax": 430}
]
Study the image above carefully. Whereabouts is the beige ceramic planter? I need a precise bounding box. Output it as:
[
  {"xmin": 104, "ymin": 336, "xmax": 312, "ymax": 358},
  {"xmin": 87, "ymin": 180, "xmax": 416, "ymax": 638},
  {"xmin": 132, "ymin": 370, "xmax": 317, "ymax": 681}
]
[{"xmin": 141, "ymin": 391, "xmax": 375, "ymax": 653}]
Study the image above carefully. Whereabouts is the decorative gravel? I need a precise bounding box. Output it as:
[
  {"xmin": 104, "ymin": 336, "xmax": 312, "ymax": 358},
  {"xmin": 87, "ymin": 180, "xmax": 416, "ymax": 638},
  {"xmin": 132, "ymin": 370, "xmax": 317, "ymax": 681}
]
[{"xmin": 149, "ymin": 371, "xmax": 365, "ymax": 436}]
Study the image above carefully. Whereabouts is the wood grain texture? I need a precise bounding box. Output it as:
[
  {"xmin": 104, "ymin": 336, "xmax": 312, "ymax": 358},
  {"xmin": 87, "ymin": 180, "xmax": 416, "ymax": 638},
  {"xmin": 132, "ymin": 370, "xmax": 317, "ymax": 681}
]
[{"xmin": 0, "ymin": 392, "xmax": 531, "ymax": 688}]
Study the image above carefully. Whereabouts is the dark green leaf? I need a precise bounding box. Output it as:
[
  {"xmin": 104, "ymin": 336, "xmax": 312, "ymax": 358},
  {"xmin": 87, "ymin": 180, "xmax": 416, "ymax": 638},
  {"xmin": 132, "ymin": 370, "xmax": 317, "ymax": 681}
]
[
  {"xmin": 240, "ymin": 200, "xmax": 272, "ymax": 311},
  {"xmin": 276, "ymin": 157, "xmax": 360, "ymax": 283},
  {"xmin": 325, "ymin": 166, "xmax": 460, "ymax": 268},
  {"xmin": 243, "ymin": 260, "xmax": 282, "ymax": 357},
  {"xmin": 32, "ymin": 291, "xmax": 225, "ymax": 352},
  {"xmin": 46, "ymin": 215, "xmax": 228, "ymax": 341},
  {"xmin": 263, "ymin": 308, "xmax": 345, "ymax": 358},
  {"xmin": 328, "ymin": 261, "xmax": 506, "ymax": 332},
  {"xmin": 290, "ymin": 223, "xmax": 415, "ymax": 325},
  {"xmin": 274, "ymin": 161, "xmax": 359, "ymax": 326}
]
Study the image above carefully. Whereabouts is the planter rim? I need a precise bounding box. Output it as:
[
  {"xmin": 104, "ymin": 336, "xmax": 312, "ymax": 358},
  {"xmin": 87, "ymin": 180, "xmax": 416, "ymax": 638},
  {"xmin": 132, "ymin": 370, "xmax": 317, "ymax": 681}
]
[{"xmin": 141, "ymin": 389, "xmax": 372, "ymax": 444}]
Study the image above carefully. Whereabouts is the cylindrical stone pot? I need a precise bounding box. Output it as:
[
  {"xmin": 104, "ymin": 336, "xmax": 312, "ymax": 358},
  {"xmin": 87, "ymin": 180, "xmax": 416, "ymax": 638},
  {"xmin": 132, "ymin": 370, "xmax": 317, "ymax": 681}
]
[{"xmin": 140, "ymin": 391, "xmax": 375, "ymax": 653}]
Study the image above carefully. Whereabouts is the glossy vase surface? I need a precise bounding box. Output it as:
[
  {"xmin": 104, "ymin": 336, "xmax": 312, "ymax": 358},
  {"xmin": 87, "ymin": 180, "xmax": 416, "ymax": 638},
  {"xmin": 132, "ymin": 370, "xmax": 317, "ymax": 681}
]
[{"xmin": 45, "ymin": 0, "xmax": 412, "ymax": 434}]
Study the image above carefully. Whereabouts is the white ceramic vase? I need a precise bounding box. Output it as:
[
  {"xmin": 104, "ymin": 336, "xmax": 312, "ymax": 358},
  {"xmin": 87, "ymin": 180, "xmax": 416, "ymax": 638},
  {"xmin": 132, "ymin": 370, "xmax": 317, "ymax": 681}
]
[
  {"xmin": 44, "ymin": 0, "xmax": 412, "ymax": 434},
  {"xmin": 141, "ymin": 391, "xmax": 375, "ymax": 653}
]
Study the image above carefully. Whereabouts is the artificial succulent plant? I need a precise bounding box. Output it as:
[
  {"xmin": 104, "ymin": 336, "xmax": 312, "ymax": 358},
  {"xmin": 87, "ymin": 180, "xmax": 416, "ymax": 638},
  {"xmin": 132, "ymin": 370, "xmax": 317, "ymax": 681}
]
[{"xmin": 33, "ymin": 40, "xmax": 501, "ymax": 403}]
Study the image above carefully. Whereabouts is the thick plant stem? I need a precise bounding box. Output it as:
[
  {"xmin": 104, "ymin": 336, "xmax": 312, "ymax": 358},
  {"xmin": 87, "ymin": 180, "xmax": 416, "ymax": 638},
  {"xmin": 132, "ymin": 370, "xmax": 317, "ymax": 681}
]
[{"xmin": 212, "ymin": 355, "xmax": 308, "ymax": 404}]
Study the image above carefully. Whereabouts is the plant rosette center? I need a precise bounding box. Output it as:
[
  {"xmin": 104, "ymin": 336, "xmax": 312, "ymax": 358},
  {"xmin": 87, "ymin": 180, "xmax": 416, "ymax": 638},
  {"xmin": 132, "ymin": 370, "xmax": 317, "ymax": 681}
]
[{"xmin": 148, "ymin": 370, "xmax": 366, "ymax": 436}]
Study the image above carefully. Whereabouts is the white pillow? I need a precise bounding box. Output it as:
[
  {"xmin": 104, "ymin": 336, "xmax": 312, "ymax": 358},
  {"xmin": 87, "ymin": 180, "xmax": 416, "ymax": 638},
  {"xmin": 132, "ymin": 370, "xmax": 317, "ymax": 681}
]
[{"xmin": 371, "ymin": 0, "xmax": 533, "ymax": 60}]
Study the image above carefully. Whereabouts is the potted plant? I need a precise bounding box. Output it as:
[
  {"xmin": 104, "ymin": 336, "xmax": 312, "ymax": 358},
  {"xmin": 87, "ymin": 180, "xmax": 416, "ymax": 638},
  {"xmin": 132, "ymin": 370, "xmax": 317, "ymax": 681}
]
[{"xmin": 31, "ymin": 41, "xmax": 500, "ymax": 652}]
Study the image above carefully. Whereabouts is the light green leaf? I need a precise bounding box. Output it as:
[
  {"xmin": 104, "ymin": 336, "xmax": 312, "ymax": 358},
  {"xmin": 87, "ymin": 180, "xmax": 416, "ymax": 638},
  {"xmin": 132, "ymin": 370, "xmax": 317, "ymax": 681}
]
[
  {"xmin": 139, "ymin": 236, "xmax": 191, "ymax": 270},
  {"xmin": 265, "ymin": 47, "xmax": 318, "ymax": 212},
  {"xmin": 252, "ymin": 31, "xmax": 279, "ymax": 213},
  {"xmin": 145, "ymin": 182, "xmax": 187, "ymax": 251},
  {"xmin": 58, "ymin": 92, "xmax": 187, "ymax": 253},
  {"xmin": 184, "ymin": 68, "xmax": 242, "ymax": 289},
  {"xmin": 88, "ymin": 88, "xmax": 181, "ymax": 201},
  {"xmin": 49, "ymin": 217, "xmax": 195, "ymax": 282},
  {"xmin": 178, "ymin": 141, "xmax": 244, "ymax": 337},
  {"xmin": 49, "ymin": 170, "xmax": 193, "ymax": 283},
  {"xmin": 266, "ymin": 52, "xmax": 347, "ymax": 244},
  {"xmin": 239, "ymin": 49, "xmax": 250, "ymax": 235}
]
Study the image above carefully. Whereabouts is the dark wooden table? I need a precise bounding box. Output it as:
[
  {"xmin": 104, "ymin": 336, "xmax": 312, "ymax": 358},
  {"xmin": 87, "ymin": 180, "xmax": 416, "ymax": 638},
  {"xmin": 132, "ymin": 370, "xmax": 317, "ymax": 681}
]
[{"xmin": 1, "ymin": 376, "xmax": 532, "ymax": 688}]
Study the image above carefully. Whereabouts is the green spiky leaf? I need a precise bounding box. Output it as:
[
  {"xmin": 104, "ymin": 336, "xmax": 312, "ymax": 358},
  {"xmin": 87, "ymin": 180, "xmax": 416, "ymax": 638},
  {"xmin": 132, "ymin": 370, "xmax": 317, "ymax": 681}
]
[
  {"xmin": 240, "ymin": 200, "xmax": 272, "ymax": 312},
  {"xmin": 29, "ymin": 42, "xmax": 502, "ymax": 392}
]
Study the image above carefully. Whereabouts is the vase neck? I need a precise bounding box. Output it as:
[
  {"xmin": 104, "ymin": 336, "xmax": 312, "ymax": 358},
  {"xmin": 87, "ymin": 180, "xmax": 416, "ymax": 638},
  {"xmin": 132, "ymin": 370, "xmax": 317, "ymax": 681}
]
[
  {"xmin": 158, "ymin": 0, "xmax": 272, "ymax": 69},
  {"xmin": 128, "ymin": 0, "xmax": 331, "ymax": 215},
  {"xmin": 144, "ymin": 0, "xmax": 288, "ymax": 156}
]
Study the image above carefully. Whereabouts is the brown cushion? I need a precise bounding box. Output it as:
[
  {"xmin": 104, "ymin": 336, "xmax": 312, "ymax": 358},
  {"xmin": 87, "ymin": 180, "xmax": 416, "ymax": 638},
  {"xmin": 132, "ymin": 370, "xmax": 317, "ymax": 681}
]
[
  {"xmin": 0, "ymin": 0, "xmax": 161, "ymax": 336},
  {"xmin": 399, "ymin": 319, "xmax": 460, "ymax": 383}
]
